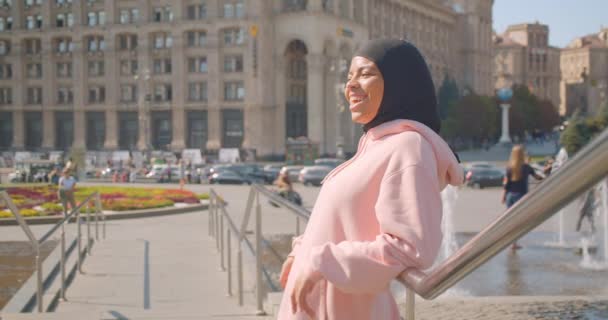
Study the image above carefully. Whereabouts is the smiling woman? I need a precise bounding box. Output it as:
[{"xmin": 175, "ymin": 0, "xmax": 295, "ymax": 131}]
[{"xmin": 277, "ymin": 39, "xmax": 463, "ymax": 320}]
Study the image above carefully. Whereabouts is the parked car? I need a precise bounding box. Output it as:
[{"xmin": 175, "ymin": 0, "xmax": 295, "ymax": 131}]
[
  {"xmin": 226, "ymin": 164, "xmax": 268, "ymax": 184},
  {"xmin": 280, "ymin": 165, "xmax": 304, "ymax": 182},
  {"xmin": 465, "ymin": 167, "xmax": 504, "ymax": 188},
  {"xmin": 208, "ymin": 171, "xmax": 251, "ymax": 185},
  {"xmin": 314, "ymin": 158, "xmax": 344, "ymax": 169},
  {"xmin": 298, "ymin": 166, "xmax": 332, "ymax": 186}
]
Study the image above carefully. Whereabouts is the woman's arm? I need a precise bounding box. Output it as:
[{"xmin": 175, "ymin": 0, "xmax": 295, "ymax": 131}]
[{"xmin": 301, "ymin": 164, "xmax": 443, "ymax": 294}]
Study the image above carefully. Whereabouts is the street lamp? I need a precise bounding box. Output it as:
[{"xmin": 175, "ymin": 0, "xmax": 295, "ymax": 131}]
[
  {"xmin": 497, "ymin": 87, "xmax": 513, "ymax": 145},
  {"xmin": 134, "ymin": 68, "xmax": 151, "ymax": 155}
]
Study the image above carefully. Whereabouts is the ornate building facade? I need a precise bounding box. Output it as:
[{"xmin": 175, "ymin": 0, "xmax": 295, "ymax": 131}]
[
  {"xmin": 0, "ymin": 0, "xmax": 494, "ymax": 157},
  {"xmin": 560, "ymin": 28, "xmax": 608, "ymax": 116},
  {"xmin": 493, "ymin": 23, "xmax": 561, "ymax": 109}
]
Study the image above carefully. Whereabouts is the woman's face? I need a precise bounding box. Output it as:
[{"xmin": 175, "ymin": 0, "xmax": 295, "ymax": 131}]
[{"xmin": 344, "ymin": 56, "xmax": 384, "ymax": 124}]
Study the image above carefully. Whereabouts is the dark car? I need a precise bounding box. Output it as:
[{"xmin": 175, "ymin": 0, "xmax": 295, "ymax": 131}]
[
  {"xmin": 226, "ymin": 164, "xmax": 268, "ymax": 184},
  {"xmin": 314, "ymin": 158, "xmax": 344, "ymax": 169},
  {"xmin": 298, "ymin": 166, "xmax": 332, "ymax": 186},
  {"xmin": 208, "ymin": 171, "xmax": 250, "ymax": 185},
  {"xmin": 465, "ymin": 167, "xmax": 504, "ymax": 188}
]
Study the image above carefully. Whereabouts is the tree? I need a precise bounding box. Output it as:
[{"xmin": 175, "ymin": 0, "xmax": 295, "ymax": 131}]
[
  {"xmin": 437, "ymin": 76, "xmax": 460, "ymax": 120},
  {"xmin": 441, "ymin": 92, "xmax": 499, "ymax": 146},
  {"xmin": 537, "ymin": 99, "xmax": 561, "ymax": 132}
]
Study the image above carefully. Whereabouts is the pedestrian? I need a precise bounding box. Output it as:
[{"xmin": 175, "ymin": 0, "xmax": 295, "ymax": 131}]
[
  {"xmin": 576, "ymin": 186, "xmax": 598, "ymax": 234},
  {"xmin": 278, "ymin": 39, "xmax": 463, "ymax": 320},
  {"xmin": 58, "ymin": 168, "xmax": 78, "ymax": 217},
  {"xmin": 179, "ymin": 159, "xmax": 185, "ymax": 190},
  {"xmin": 501, "ymin": 145, "xmax": 544, "ymax": 250}
]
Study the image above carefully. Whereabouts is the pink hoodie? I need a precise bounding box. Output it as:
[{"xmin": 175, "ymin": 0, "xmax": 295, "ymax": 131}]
[{"xmin": 278, "ymin": 119, "xmax": 464, "ymax": 320}]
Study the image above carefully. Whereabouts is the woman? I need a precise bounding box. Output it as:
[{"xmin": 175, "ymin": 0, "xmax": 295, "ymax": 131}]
[
  {"xmin": 501, "ymin": 145, "xmax": 543, "ymax": 250},
  {"xmin": 278, "ymin": 39, "xmax": 463, "ymax": 319},
  {"xmin": 274, "ymin": 171, "xmax": 302, "ymax": 206}
]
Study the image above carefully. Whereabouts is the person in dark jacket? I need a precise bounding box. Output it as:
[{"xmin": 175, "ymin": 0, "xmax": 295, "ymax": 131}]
[{"xmin": 502, "ymin": 145, "xmax": 543, "ymax": 250}]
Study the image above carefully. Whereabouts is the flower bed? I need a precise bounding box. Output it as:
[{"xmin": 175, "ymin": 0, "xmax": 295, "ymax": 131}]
[{"xmin": 0, "ymin": 186, "xmax": 208, "ymax": 218}]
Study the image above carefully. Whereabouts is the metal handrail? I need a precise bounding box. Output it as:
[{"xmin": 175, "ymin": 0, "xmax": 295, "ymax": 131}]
[
  {"xmin": 0, "ymin": 190, "xmax": 105, "ymax": 312},
  {"xmin": 398, "ymin": 128, "xmax": 608, "ymax": 300}
]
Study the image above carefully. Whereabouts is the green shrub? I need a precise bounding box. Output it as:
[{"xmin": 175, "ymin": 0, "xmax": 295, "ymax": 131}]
[{"xmin": 197, "ymin": 193, "xmax": 210, "ymax": 200}]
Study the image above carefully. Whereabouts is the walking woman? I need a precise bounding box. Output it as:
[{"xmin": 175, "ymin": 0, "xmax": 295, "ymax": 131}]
[
  {"xmin": 277, "ymin": 39, "xmax": 464, "ymax": 320},
  {"xmin": 502, "ymin": 145, "xmax": 543, "ymax": 250}
]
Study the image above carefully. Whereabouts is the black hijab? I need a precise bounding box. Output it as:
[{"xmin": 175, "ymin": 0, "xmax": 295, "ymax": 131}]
[{"xmin": 354, "ymin": 39, "xmax": 441, "ymax": 133}]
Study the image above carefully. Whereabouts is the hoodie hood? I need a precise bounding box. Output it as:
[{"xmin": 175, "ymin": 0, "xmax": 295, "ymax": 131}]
[{"xmin": 368, "ymin": 119, "xmax": 464, "ymax": 189}]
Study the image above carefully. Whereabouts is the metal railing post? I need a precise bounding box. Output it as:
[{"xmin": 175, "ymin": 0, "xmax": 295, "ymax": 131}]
[
  {"xmin": 77, "ymin": 210, "xmax": 83, "ymax": 273},
  {"xmin": 219, "ymin": 213, "xmax": 225, "ymax": 271},
  {"xmin": 405, "ymin": 288, "xmax": 415, "ymax": 320},
  {"xmin": 237, "ymin": 245, "xmax": 244, "ymax": 306},
  {"xmin": 227, "ymin": 228, "xmax": 232, "ymax": 297},
  {"xmin": 99, "ymin": 194, "xmax": 106, "ymax": 240},
  {"xmin": 60, "ymin": 222, "xmax": 67, "ymax": 301},
  {"xmin": 255, "ymin": 192, "xmax": 266, "ymax": 315},
  {"xmin": 35, "ymin": 247, "xmax": 43, "ymax": 312},
  {"xmin": 94, "ymin": 195, "xmax": 99, "ymax": 241},
  {"xmin": 86, "ymin": 202, "xmax": 92, "ymax": 255},
  {"xmin": 215, "ymin": 200, "xmax": 220, "ymax": 251},
  {"xmin": 208, "ymin": 195, "xmax": 214, "ymax": 237}
]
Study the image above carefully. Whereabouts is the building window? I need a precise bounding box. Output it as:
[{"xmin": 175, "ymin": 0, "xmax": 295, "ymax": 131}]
[
  {"xmin": 24, "ymin": 38, "xmax": 41, "ymax": 54},
  {"xmin": 56, "ymin": 13, "xmax": 66, "ymax": 27},
  {"xmin": 87, "ymin": 11, "xmax": 105, "ymax": 26},
  {"xmin": 0, "ymin": 17, "xmax": 14, "ymax": 31},
  {"xmin": 222, "ymin": 0, "xmax": 244, "ymax": 18},
  {"xmin": 188, "ymin": 57, "xmax": 208, "ymax": 73},
  {"xmin": 55, "ymin": 0, "xmax": 74, "ymax": 6},
  {"xmin": 56, "ymin": 62, "xmax": 72, "ymax": 78},
  {"xmin": 224, "ymin": 81, "xmax": 244, "ymax": 101},
  {"xmin": 26, "ymin": 63, "xmax": 42, "ymax": 79},
  {"xmin": 152, "ymin": 58, "xmax": 172, "ymax": 74},
  {"xmin": 88, "ymin": 86, "xmax": 105, "ymax": 104},
  {"xmin": 24, "ymin": 112, "xmax": 42, "ymax": 149},
  {"xmin": 187, "ymin": 111, "xmax": 207, "ymax": 149},
  {"xmin": 222, "ymin": 28, "xmax": 245, "ymax": 46},
  {"xmin": 120, "ymin": 84, "xmax": 137, "ymax": 103},
  {"xmin": 54, "ymin": 37, "xmax": 73, "ymax": 53},
  {"xmin": 120, "ymin": 59, "xmax": 138, "ymax": 76},
  {"xmin": 86, "ymin": 112, "xmax": 105, "ymax": 150},
  {"xmin": 87, "ymin": 60, "xmax": 104, "ymax": 77},
  {"xmin": 338, "ymin": 0, "xmax": 350, "ymax": 19},
  {"xmin": 119, "ymin": 8, "xmax": 139, "ymax": 24},
  {"xmin": 0, "ymin": 64, "xmax": 12, "ymax": 79},
  {"xmin": 0, "ymin": 87, "xmax": 12, "ymax": 105},
  {"xmin": 188, "ymin": 82, "xmax": 207, "ymax": 101},
  {"xmin": 0, "ymin": 40, "xmax": 9, "ymax": 55},
  {"xmin": 222, "ymin": 109, "xmax": 243, "ymax": 148},
  {"xmin": 0, "ymin": 112, "xmax": 13, "ymax": 149},
  {"xmin": 289, "ymin": 59, "xmax": 306, "ymax": 79},
  {"xmin": 186, "ymin": 2, "xmax": 206, "ymax": 20},
  {"xmin": 153, "ymin": 84, "xmax": 172, "ymax": 102},
  {"xmin": 56, "ymin": 86, "xmax": 73, "ymax": 105},
  {"xmin": 86, "ymin": 36, "xmax": 105, "ymax": 52},
  {"xmin": 26, "ymin": 87, "xmax": 43, "ymax": 105},
  {"xmin": 283, "ymin": 0, "xmax": 307, "ymax": 12},
  {"xmin": 152, "ymin": 6, "xmax": 173, "ymax": 22},
  {"xmin": 118, "ymin": 34, "xmax": 137, "ymax": 50},
  {"xmin": 26, "ymin": 15, "xmax": 42, "ymax": 29},
  {"xmin": 186, "ymin": 30, "xmax": 207, "ymax": 47},
  {"xmin": 153, "ymin": 33, "xmax": 172, "ymax": 49},
  {"xmin": 223, "ymin": 55, "xmax": 243, "ymax": 72}
]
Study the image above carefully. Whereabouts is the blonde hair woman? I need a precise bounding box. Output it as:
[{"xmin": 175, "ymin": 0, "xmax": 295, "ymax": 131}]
[{"xmin": 502, "ymin": 145, "xmax": 543, "ymax": 250}]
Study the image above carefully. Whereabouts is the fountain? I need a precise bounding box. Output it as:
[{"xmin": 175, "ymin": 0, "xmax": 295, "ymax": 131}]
[{"xmin": 439, "ymin": 185, "xmax": 459, "ymax": 261}]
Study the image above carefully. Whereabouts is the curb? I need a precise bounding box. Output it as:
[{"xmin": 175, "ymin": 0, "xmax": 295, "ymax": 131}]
[{"xmin": 0, "ymin": 202, "xmax": 209, "ymax": 226}]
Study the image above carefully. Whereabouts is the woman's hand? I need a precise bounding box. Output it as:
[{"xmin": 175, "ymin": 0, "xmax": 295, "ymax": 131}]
[
  {"xmin": 279, "ymin": 256, "xmax": 294, "ymax": 289},
  {"xmin": 290, "ymin": 268, "xmax": 322, "ymax": 318}
]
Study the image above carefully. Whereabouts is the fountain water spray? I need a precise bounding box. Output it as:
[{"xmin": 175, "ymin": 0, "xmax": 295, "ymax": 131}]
[{"xmin": 602, "ymin": 178, "xmax": 608, "ymax": 264}]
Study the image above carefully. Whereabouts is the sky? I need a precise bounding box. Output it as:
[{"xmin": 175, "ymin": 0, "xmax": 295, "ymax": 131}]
[{"xmin": 492, "ymin": 0, "xmax": 607, "ymax": 48}]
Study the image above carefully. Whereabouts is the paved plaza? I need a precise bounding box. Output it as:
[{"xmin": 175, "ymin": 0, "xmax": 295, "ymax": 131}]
[{"xmin": 0, "ymin": 181, "xmax": 606, "ymax": 319}]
